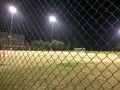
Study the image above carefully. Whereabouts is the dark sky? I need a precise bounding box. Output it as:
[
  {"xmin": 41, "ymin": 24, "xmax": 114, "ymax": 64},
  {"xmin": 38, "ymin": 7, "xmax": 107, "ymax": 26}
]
[{"xmin": 0, "ymin": 0, "xmax": 120, "ymax": 50}]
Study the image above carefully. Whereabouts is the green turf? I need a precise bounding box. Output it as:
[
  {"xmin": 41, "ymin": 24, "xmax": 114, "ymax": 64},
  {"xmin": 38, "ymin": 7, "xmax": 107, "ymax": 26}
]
[
  {"xmin": 0, "ymin": 51, "xmax": 120, "ymax": 90},
  {"xmin": 58, "ymin": 63, "xmax": 77, "ymax": 68}
]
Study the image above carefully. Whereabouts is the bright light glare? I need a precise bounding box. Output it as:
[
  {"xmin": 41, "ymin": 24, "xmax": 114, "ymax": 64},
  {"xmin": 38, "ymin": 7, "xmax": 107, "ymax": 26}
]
[
  {"xmin": 118, "ymin": 29, "xmax": 120, "ymax": 34},
  {"xmin": 49, "ymin": 16, "xmax": 57, "ymax": 23},
  {"xmin": 9, "ymin": 6, "xmax": 17, "ymax": 13}
]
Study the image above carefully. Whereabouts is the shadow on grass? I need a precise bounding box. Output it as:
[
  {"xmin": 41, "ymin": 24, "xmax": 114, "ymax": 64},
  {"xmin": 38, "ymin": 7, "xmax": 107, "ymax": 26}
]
[
  {"xmin": 58, "ymin": 62, "xmax": 87, "ymax": 68},
  {"xmin": 58, "ymin": 63, "xmax": 76, "ymax": 68}
]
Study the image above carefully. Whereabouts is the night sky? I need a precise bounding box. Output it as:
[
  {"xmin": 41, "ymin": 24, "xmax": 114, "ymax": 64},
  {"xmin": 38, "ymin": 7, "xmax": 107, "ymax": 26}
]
[{"xmin": 0, "ymin": 0, "xmax": 120, "ymax": 50}]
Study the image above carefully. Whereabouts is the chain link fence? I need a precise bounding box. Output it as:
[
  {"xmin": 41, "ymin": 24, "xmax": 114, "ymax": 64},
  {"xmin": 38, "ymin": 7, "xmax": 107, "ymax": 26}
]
[{"xmin": 0, "ymin": 0, "xmax": 120, "ymax": 90}]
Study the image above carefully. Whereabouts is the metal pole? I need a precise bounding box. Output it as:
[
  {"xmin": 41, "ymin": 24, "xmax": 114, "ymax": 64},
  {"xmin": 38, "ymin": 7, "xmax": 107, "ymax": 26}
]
[
  {"xmin": 51, "ymin": 22, "xmax": 53, "ymax": 41},
  {"xmin": 10, "ymin": 13, "xmax": 13, "ymax": 47}
]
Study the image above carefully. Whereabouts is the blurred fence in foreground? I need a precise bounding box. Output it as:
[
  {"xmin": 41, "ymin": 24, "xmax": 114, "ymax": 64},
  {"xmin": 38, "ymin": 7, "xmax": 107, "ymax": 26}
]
[{"xmin": 0, "ymin": 0, "xmax": 120, "ymax": 90}]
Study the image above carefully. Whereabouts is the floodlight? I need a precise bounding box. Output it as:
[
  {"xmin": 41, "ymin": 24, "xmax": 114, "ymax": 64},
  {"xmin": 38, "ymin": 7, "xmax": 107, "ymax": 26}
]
[
  {"xmin": 49, "ymin": 16, "xmax": 57, "ymax": 23},
  {"xmin": 9, "ymin": 6, "xmax": 17, "ymax": 14}
]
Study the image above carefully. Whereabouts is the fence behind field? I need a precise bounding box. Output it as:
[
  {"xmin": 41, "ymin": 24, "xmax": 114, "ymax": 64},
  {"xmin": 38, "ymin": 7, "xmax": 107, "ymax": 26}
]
[{"xmin": 0, "ymin": 0, "xmax": 120, "ymax": 90}]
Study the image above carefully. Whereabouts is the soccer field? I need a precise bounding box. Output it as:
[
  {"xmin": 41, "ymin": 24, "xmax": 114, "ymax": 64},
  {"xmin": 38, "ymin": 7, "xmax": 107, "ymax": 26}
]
[{"xmin": 0, "ymin": 51, "xmax": 120, "ymax": 90}]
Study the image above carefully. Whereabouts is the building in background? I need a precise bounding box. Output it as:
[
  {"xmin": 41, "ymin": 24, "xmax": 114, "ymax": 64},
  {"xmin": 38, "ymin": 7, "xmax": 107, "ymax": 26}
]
[{"xmin": 0, "ymin": 32, "xmax": 25, "ymax": 50}]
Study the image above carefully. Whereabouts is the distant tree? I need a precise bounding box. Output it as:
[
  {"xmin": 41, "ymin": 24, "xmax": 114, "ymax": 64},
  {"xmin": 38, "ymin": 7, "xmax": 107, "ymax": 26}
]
[
  {"xmin": 31, "ymin": 40, "xmax": 48, "ymax": 49},
  {"xmin": 116, "ymin": 43, "xmax": 120, "ymax": 51},
  {"xmin": 0, "ymin": 39, "xmax": 4, "ymax": 50},
  {"xmin": 24, "ymin": 41, "xmax": 30, "ymax": 49},
  {"xmin": 31, "ymin": 39, "xmax": 67, "ymax": 50},
  {"xmin": 31, "ymin": 40, "xmax": 40, "ymax": 47},
  {"xmin": 65, "ymin": 44, "xmax": 71, "ymax": 50},
  {"xmin": 0, "ymin": 39, "xmax": 2, "ymax": 49},
  {"xmin": 43, "ymin": 41, "xmax": 51, "ymax": 49},
  {"xmin": 25, "ymin": 41, "xmax": 30, "ymax": 46},
  {"xmin": 51, "ymin": 40, "xmax": 65, "ymax": 50}
]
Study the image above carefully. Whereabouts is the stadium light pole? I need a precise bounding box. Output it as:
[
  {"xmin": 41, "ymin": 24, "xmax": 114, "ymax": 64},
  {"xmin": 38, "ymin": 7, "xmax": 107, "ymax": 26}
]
[
  {"xmin": 49, "ymin": 15, "xmax": 57, "ymax": 41},
  {"xmin": 9, "ymin": 6, "xmax": 17, "ymax": 47},
  {"xmin": 118, "ymin": 29, "xmax": 120, "ymax": 48}
]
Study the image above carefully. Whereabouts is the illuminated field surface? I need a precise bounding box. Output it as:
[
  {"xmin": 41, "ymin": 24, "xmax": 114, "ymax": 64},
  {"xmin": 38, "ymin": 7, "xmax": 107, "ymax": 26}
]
[{"xmin": 0, "ymin": 51, "xmax": 120, "ymax": 90}]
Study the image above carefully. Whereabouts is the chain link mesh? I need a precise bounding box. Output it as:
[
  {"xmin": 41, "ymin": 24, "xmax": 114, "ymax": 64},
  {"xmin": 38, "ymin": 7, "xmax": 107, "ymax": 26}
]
[{"xmin": 0, "ymin": 0, "xmax": 120, "ymax": 90}]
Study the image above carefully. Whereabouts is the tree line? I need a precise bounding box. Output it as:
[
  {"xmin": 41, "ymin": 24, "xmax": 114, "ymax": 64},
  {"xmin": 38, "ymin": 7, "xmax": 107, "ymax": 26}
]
[{"xmin": 25, "ymin": 40, "xmax": 70, "ymax": 50}]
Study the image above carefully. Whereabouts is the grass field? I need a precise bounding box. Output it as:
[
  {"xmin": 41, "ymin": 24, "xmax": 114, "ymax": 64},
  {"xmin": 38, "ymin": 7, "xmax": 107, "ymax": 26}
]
[{"xmin": 0, "ymin": 50, "xmax": 120, "ymax": 90}]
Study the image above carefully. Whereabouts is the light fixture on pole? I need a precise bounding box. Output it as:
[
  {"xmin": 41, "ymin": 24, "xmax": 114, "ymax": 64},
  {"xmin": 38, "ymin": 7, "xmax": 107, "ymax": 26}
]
[
  {"xmin": 49, "ymin": 15, "xmax": 57, "ymax": 41},
  {"xmin": 9, "ymin": 6, "xmax": 17, "ymax": 47},
  {"xmin": 9, "ymin": 6, "xmax": 17, "ymax": 14}
]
